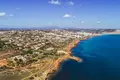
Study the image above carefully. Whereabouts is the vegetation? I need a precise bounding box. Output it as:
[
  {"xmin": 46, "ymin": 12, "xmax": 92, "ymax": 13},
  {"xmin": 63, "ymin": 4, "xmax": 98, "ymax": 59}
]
[
  {"xmin": 0, "ymin": 40, "xmax": 10, "ymax": 51},
  {"xmin": 0, "ymin": 30, "xmax": 88, "ymax": 80},
  {"xmin": 21, "ymin": 49, "xmax": 33, "ymax": 55}
]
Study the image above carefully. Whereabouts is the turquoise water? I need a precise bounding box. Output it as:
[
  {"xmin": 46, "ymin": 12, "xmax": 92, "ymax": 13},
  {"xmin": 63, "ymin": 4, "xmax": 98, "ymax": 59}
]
[{"xmin": 51, "ymin": 34, "xmax": 120, "ymax": 80}]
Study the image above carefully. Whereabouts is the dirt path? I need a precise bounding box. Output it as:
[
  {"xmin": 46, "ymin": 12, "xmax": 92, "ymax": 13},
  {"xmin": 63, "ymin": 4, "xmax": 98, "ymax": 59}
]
[
  {"xmin": 0, "ymin": 59, "xmax": 8, "ymax": 66},
  {"xmin": 22, "ymin": 59, "xmax": 55, "ymax": 80},
  {"xmin": 0, "ymin": 50, "xmax": 17, "ymax": 66},
  {"xmin": 0, "ymin": 50, "xmax": 16, "ymax": 59}
]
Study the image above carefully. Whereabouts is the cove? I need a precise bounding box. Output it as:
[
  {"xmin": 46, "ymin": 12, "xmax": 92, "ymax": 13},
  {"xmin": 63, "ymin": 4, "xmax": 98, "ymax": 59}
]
[{"xmin": 51, "ymin": 34, "xmax": 120, "ymax": 80}]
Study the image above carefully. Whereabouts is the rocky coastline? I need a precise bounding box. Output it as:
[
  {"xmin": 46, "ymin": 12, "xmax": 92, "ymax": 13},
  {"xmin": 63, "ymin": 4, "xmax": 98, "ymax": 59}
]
[{"xmin": 46, "ymin": 40, "xmax": 82, "ymax": 80}]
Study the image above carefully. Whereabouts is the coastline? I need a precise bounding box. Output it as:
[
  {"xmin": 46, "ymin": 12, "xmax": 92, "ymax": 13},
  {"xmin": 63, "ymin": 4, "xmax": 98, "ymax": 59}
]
[{"xmin": 46, "ymin": 40, "xmax": 81, "ymax": 80}]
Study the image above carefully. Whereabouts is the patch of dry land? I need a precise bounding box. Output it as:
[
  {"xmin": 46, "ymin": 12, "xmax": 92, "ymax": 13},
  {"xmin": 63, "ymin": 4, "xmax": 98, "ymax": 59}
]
[{"xmin": 0, "ymin": 30, "xmax": 91, "ymax": 80}]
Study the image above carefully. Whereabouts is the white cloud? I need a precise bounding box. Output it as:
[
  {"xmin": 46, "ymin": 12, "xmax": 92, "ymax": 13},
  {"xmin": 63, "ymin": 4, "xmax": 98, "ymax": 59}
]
[
  {"xmin": 80, "ymin": 21, "xmax": 84, "ymax": 24},
  {"xmin": 48, "ymin": 0, "xmax": 61, "ymax": 5},
  {"xmin": 9, "ymin": 14, "xmax": 14, "ymax": 17},
  {"xmin": 73, "ymin": 16, "xmax": 76, "ymax": 18},
  {"xmin": 0, "ymin": 12, "xmax": 14, "ymax": 17},
  {"xmin": 80, "ymin": 4, "xmax": 82, "ymax": 6},
  {"xmin": 0, "ymin": 12, "xmax": 6, "ymax": 17},
  {"xmin": 68, "ymin": 1, "xmax": 74, "ymax": 5},
  {"xmin": 73, "ymin": 20, "xmax": 77, "ymax": 23},
  {"xmin": 63, "ymin": 14, "xmax": 73, "ymax": 18},
  {"xmin": 16, "ymin": 8, "xmax": 20, "ymax": 10},
  {"xmin": 97, "ymin": 20, "xmax": 101, "ymax": 24}
]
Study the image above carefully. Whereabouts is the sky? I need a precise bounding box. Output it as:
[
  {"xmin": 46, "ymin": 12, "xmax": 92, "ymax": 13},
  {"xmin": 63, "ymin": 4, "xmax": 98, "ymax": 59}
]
[{"xmin": 0, "ymin": 0, "xmax": 120, "ymax": 29}]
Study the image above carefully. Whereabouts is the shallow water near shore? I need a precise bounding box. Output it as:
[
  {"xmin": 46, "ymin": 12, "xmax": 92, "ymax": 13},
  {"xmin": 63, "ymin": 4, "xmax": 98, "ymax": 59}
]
[{"xmin": 51, "ymin": 34, "xmax": 120, "ymax": 80}]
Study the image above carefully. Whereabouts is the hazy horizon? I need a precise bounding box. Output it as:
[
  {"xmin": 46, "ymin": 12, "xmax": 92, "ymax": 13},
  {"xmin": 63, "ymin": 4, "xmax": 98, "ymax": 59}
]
[{"xmin": 0, "ymin": 0, "xmax": 120, "ymax": 28}]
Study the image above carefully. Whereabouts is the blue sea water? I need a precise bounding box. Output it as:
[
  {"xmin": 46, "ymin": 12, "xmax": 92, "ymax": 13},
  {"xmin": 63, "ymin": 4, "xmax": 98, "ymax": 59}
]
[{"xmin": 51, "ymin": 34, "xmax": 120, "ymax": 80}]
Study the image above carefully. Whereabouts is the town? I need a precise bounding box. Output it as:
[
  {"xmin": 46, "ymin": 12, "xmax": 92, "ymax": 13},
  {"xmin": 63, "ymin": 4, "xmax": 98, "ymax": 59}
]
[{"xmin": 0, "ymin": 29, "xmax": 116, "ymax": 80}]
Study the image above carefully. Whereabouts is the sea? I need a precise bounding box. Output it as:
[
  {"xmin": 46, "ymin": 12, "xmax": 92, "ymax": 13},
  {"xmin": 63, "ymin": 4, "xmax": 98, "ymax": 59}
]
[{"xmin": 51, "ymin": 34, "xmax": 120, "ymax": 80}]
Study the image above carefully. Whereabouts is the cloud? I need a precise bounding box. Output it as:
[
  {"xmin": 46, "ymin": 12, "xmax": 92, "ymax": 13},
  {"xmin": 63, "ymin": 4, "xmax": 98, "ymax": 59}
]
[
  {"xmin": 0, "ymin": 12, "xmax": 6, "ymax": 17},
  {"xmin": 79, "ymin": 4, "xmax": 82, "ymax": 6},
  {"xmin": 68, "ymin": 1, "xmax": 74, "ymax": 5},
  {"xmin": 97, "ymin": 20, "xmax": 101, "ymax": 24},
  {"xmin": 48, "ymin": 0, "xmax": 61, "ymax": 5},
  {"xmin": 73, "ymin": 16, "xmax": 76, "ymax": 18},
  {"xmin": 0, "ymin": 12, "xmax": 14, "ymax": 17},
  {"xmin": 9, "ymin": 14, "xmax": 14, "ymax": 17},
  {"xmin": 63, "ymin": 14, "xmax": 73, "ymax": 18},
  {"xmin": 73, "ymin": 20, "xmax": 77, "ymax": 23},
  {"xmin": 80, "ymin": 21, "xmax": 84, "ymax": 24},
  {"xmin": 16, "ymin": 8, "xmax": 20, "ymax": 10}
]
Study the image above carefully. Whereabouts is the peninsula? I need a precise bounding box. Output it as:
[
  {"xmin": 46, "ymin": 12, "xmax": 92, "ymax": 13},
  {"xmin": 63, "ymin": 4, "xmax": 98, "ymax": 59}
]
[{"xmin": 0, "ymin": 29, "xmax": 95, "ymax": 80}]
